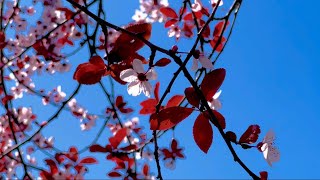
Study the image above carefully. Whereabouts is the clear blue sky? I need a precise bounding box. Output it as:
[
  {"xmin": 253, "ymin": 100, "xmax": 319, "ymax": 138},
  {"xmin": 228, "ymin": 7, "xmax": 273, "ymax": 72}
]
[{"xmin": 15, "ymin": 0, "xmax": 320, "ymax": 179}]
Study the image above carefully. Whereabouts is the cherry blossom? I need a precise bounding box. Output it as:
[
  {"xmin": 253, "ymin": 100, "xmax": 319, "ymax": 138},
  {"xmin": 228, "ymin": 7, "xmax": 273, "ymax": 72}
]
[
  {"xmin": 168, "ymin": 25, "xmax": 181, "ymax": 39},
  {"xmin": 132, "ymin": 0, "xmax": 169, "ymax": 23},
  {"xmin": 120, "ymin": 59, "xmax": 157, "ymax": 97},
  {"xmin": 191, "ymin": 51, "xmax": 213, "ymax": 71},
  {"xmin": 257, "ymin": 129, "xmax": 280, "ymax": 166},
  {"xmin": 208, "ymin": 90, "xmax": 222, "ymax": 110}
]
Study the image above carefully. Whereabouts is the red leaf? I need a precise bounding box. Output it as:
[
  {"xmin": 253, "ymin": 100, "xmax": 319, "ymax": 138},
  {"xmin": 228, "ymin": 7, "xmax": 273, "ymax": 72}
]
[
  {"xmin": 209, "ymin": 36, "xmax": 226, "ymax": 52},
  {"xmin": 140, "ymin": 99, "xmax": 158, "ymax": 115},
  {"xmin": 109, "ymin": 128, "xmax": 128, "ymax": 149},
  {"xmin": 239, "ymin": 125, "xmax": 261, "ymax": 144},
  {"xmin": 154, "ymin": 82, "xmax": 160, "ymax": 102},
  {"xmin": 150, "ymin": 107, "xmax": 193, "ymax": 130},
  {"xmin": 45, "ymin": 159, "xmax": 58, "ymax": 175},
  {"xmin": 260, "ymin": 171, "xmax": 268, "ymax": 180},
  {"xmin": 89, "ymin": 144, "xmax": 109, "ymax": 153},
  {"xmin": 111, "ymin": 23, "xmax": 152, "ymax": 55},
  {"xmin": 160, "ymin": 7, "xmax": 178, "ymax": 19},
  {"xmin": 184, "ymin": 87, "xmax": 200, "ymax": 107},
  {"xmin": 79, "ymin": 157, "xmax": 98, "ymax": 164},
  {"xmin": 108, "ymin": 171, "xmax": 122, "ymax": 177},
  {"xmin": 204, "ymin": 110, "xmax": 226, "ymax": 129},
  {"xmin": 200, "ymin": 68, "xmax": 226, "ymax": 101},
  {"xmin": 193, "ymin": 113, "xmax": 213, "ymax": 153},
  {"xmin": 116, "ymin": 96, "xmax": 133, "ymax": 114},
  {"xmin": 154, "ymin": 58, "xmax": 171, "ymax": 67},
  {"xmin": 226, "ymin": 131, "xmax": 237, "ymax": 143},
  {"xmin": 73, "ymin": 56, "xmax": 106, "ymax": 85},
  {"xmin": 1, "ymin": 95, "xmax": 13, "ymax": 105},
  {"xmin": 67, "ymin": 146, "xmax": 78, "ymax": 162},
  {"xmin": 143, "ymin": 164, "xmax": 149, "ymax": 176},
  {"xmin": 119, "ymin": 144, "xmax": 137, "ymax": 151},
  {"xmin": 166, "ymin": 95, "xmax": 184, "ymax": 108},
  {"xmin": 165, "ymin": 19, "xmax": 178, "ymax": 28},
  {"xmin": 213, "ymin": 21, "xmax": 225, "ymax": 37},
  {"xmin": 183, "ymin": 11, "xmax": 202, "ymax": 21}
]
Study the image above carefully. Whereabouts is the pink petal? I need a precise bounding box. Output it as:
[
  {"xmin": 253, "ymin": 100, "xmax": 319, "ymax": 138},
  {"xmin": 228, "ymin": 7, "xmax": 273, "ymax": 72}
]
[
  {"xmin": 146, "ymin": 68, "xmax": 157, "ymax": 80},
  {"xmin": 199, "ymin": 56, "xmax": 213, "ymax": 69},
  {"xmin": 141, "ymin": 81, "xmax": 152, "ymax": 97},
  {"xmin": 120, "ymin": 69, "xmax": 137, "ymax": 82},
  {"xmin": 191, "ymin": 58, "xmax": 199, "ymax": 71},
  {"xmin": 132, "ymin": 59, "xmax": 144, "ymax": 73},
  {"xmin": 127, "ymin": 80, "xmax": 141, "ymax": 96}
]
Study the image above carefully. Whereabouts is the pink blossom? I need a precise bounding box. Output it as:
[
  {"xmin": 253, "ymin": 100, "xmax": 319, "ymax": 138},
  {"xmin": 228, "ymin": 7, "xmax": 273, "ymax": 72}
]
[
  {"xmin": 120, "ymin": 59, "xmax": 157, "ymax": 97},
  {"xmin": 258, "ymin": 129, "xmax": 280, "ymax": 166}
]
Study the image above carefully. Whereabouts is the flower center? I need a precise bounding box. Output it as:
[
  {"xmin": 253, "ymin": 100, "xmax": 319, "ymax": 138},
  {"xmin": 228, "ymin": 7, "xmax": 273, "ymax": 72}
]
[{"xmin": 138, "ymin": 73, "xmax": 147, "ymax": 81}]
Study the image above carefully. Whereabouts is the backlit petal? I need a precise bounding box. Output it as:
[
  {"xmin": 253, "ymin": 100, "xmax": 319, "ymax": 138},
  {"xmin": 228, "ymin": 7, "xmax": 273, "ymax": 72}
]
[
  {"xmin": 132, "ymin": 59, "xmax": 145, "ymax": 73},
  {"xmin": 146, "ymin": 68, "xmax": 157, "ymax": 80},
  {"xmin": 120, "ymin": 69, "xmax": 137, "ymax": 82},
  {"xmin": 127, "ymin": 80, "xmax": 141, "ymax": 96},
  {"xmin": 199, "ymin": 56, "xmax": 213, "ymax": 69}
]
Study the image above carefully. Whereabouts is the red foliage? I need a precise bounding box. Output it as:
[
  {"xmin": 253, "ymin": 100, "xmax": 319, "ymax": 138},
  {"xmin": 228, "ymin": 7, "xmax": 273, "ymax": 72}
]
[
  {"xmin": 73, "ymin": 56, "xmax": 107, "ymax": 85},
  {"xmin": 193, "ymin": 113, "xmax": 213, "ymax": 153}
]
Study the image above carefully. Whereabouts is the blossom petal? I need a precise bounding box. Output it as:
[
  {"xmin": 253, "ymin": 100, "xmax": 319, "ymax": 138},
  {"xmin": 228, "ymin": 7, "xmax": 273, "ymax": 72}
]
[
  {"xmin": 266, "ymin": 146, "xmax": 280, "ymax": 167},
  {"xmin": 132, "ymin": 59, "xmax": 144, "ymax": 73},
  {"xmin": 146, "ymin": 68, "xmax": 157, "ymax": 80},
  {"xmin": 191, "ymin": 58, "xmax": 199, "ymax": 71},
  {"xmin": 127, "ymin": 80, "xmax": 141, "ymax": 96},
  {"xmin": 213, "ymin": 90, "xmax": 222, "ymax": 99},
  {"xmin": 199, "ymin": 56, "xmax": 213, "ymax": 69},
  {"xmin": 120, "ymin": 69, "xmax": 137, "ymax": 82},
  {"xmin": 141, "ymin": 81, "xmax": 152, "ymax": 97},
  {"xmin": 263, "ymin": 129, "xmax": 275, "ymax": 144}
]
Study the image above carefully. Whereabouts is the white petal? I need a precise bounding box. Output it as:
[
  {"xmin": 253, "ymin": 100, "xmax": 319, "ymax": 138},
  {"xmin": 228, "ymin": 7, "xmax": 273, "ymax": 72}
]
[
  {"xmin": 263, "ymin": 129, "xmax": 275, "ymax": 144},
  {"xmin": 199, "ymin": 56, "xmax": 213, "ymax": 69},
  {"xmin": 127, "ymin": 80, "xmax": 141, "ymax": 96},
  {"xmin": 191, "ymin": 58, "xmax": 199, "ymax": 71},
  {"xmin": 146, "ymin": 68, "xmax": 157, "ymax": 80},
  {"xmin": 120, "ymin": 69, "xmax": 138, "ymax": 82},
  {"xmin": 132, "ymin": 59, "xmax": 145, "ymax": 73},
  {"xmin": 213, "ymin": 90, "xmax": 222, "ymax": 99},
  {"xmin": 266, "ymin": 146, "xmax": 280, "ymax": 166},
  {"xmin": 141, "ymin": 81, "xmax": 152, "ymax": 97}
]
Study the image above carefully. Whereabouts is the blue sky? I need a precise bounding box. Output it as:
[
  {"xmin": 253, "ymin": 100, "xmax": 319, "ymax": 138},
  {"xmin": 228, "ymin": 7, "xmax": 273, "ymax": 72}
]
[{"xmin": 11, "ymin": 0, "xmax": 320, "ymax": 179}]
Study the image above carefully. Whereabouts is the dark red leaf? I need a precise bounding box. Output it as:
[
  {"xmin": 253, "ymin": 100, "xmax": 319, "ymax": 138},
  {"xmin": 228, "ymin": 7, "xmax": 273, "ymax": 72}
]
[
  {"xmin": 143, "ymin": 164, "xmax": 149, "ymax": 176},
  {"xmin": 79, "ymin": 157, "xmax": 98, "ymax": 164},
  {"xmin": 166, "ymin": 95, "xmax": 184, "ymax": 108},
  {"xmin": 89, "ymin": 144, "xmax": 109, "ymax": 153},
  {"xmin": 154, "ymin": 82, "xmax": 160, "ymax": 102},
  {"xmin": 165, "ymin": 19, "xmax": 178, "ymax": 28},
  {"xmin": 67, "ymin": 146, "xmax": 78, "ymax": 162},
  {"xmin": 154, "ymin": 58, "xmax": 171, "ymax": 67},
  {"xmin": 108, "ymin": 171, "xmax": 122, "ymax": 177},
  {"xmin": 109, "ymin": 128, "xmax": 128, "ymax": 149},
  {"xmin": 119, "ymin": 144, "xmax": 137, "ymax": 151},
  {"xmin": 226, "ymin": 131, "xmax": 237, "ymax": 143},
  {"xmin": 160, "ymin": 7, "xmax": 178, "ymax": 19},
  {"xmin": 200, "ymin": 68, "xmax": 226, "ymax": 101},
  {"xmin": 204, "ymin": 110, "xmax": 226, "ymax": 129},
  {"xmin": 111, "ymin": 23, "xmax": 152, "ymax": 55},
  {"xmin": 73, "ymin": 56, "xmax": 107, "ymax": 85},
  {"xmin": 2, "ymin": 95, "xmax": 13, "ymax": 105},
  {"xmin": 150, "ymin": 107, "xmax": 193, "ymax": 130},
  {"xmin": 260, "ymin": 171, "xmax": 268, "ymax": 180},
  {"xmin": 184, "ymin": 87, "xmax": 200, "ymax": 107},
  {"xmin": 193, "ymin": 113, "xmax": 213, "ymax": 153},
  {"xmin": 140, "ymin": 99, "xmax": 158, "ymax": 115},
  {"xmin": 45, "ymin": 159, "xmax": 58, "ymax": 175},
  {"xmin": 239, "ymin": 125, "xmax": 261, "ymax": 144}
]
